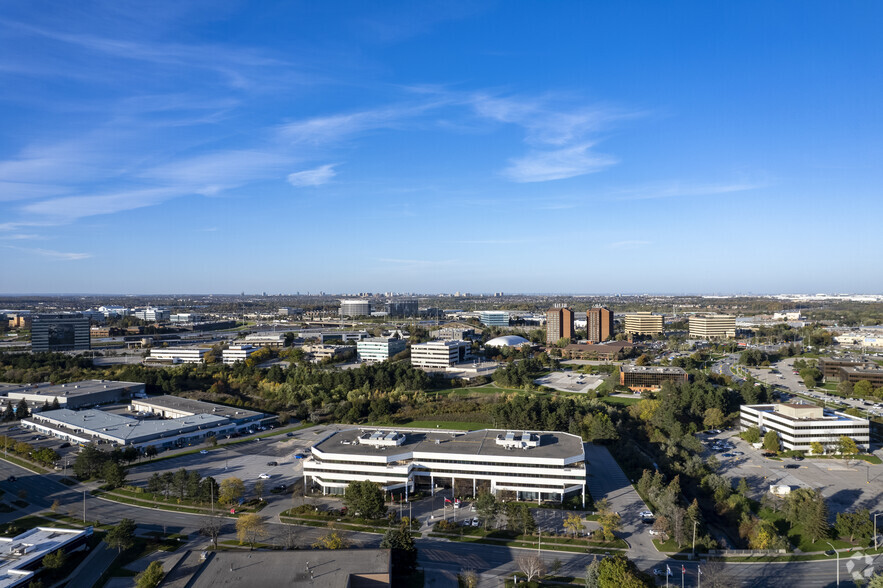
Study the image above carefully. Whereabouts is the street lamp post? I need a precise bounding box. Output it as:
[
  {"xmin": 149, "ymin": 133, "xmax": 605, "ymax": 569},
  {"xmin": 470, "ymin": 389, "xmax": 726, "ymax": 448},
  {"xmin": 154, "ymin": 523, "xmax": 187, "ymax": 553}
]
[{"xmin": 824, "ymin": 541, "xmax": 840, "ymax": 587}]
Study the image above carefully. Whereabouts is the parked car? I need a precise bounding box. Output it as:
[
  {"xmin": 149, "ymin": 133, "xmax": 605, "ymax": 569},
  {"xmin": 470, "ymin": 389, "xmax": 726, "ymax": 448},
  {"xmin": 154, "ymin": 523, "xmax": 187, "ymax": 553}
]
[
  {"xmin": 200, "ymin": 450, "xmax": 209, "ymax": 454},
  {"xmin": 286, "ymin": 432, "xmax": 295, "ymax": 437},
  {"xmin": 267, "ymin": 461, "xmax": 278, "ymax": 466},
  {"xmin": 784, "ymin": 464, "xmax": 800, "ymax": 469},
  {"xmin": 639, "ymin": 510, "xmax": 653, "ymax": 518},
  {"xmin": 471, "ymin": 517, "xmax": 480, "ymax": 527},
  {"xmin": 258, "ymin": 473, "xmax": 271, "ymax": 479},
  {"xmin": 649, "ymin": 529, "xmax": 662, "ymax": 536},
  {"xmin": 293, "ymin": 453, "xmax": 305, "ymax": 459}
]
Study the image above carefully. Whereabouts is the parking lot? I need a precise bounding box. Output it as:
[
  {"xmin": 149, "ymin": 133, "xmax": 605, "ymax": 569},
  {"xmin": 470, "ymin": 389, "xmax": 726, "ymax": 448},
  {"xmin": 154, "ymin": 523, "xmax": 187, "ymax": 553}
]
[
  {"xmin": 534, "ymin": 371, "xmax": 604, "ymax": 394},
  {"xmin": 705, "ymin": 431, "xmax": 883, "ymax": 515}
]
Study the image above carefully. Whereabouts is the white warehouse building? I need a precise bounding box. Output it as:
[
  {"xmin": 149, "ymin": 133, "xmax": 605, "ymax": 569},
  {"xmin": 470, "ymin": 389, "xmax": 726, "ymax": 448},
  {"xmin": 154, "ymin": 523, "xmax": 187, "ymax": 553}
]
[
  {"xmin": 304, "ymin": 428, "xmax": 587, "ymax": 505},
  {"xmin": 740, "ymin": 403, "xmax": 870, "ymax": 452},
  {"xmin": 147, "ymin": 347, "xmax": 207, "ymax": 364},
  {"xmin": 222, "ymin": 345, "xmax": 259, "ymax": 364}
]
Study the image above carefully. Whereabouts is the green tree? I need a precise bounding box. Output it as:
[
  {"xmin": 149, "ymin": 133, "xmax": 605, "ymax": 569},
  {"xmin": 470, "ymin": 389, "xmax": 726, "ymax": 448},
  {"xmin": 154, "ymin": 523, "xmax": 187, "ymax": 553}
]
[
  {"xmin": 763, "ymin": 430, "xmax": 780, "ymax": 453},
  {"xmin": 804, "ymin": 494, "xmax": 830, "ymax": 543},
  {"xmin": 144, "ymin": 445, "xmax": 158, "ymax": 459},
  {"xmin": 703, "ymin": 407, "xmax": 725, "ymax": 430},
  {"xmin": 581, "ymin": 412, "xmax": 619, "ymax": 443},
  {"xmin": 835, "ymin": 509, "xmax": 873, "ymax": 543},
  {"xmin": 313, "ymin": 529, "xmax": 348, "ymax": 549},
  {"xmin": 474, "ymin": 491, "xmax": 500, "ymax": 530},
  {"xmin": 597, "ymin": 554, "xmax": 652, "ymax": 588},
  {"xmin": 101, "ymin": 461, "xmax": 126, "ymax": 489},
  {"xmin": 810, "ymin": 441, "xmax": 824, "ymax": 455},
  {"xmin": 741, "ymin": 426, "xmax": 761, "ymax": 444},
  {"xmin": 380, "ymin": 522, "xmax": 417, "ymax": 575},
  {"xmin": 343, "ymin": 480, "xmax": 387, "ymax": 520},
  {"xmin": 854, "ymin": 380, "xmax": 874, "ymax": 398},
  {"xmin": 218, "ymin": 477, "xmax": 245, "ymax": 505},
  {"xmin": 254, "ymin": 479, "xmax": 265, "ymax": 501},
  {"xmin": 585, "ymin": 560, "xmax": 601, "ymax": 588},
  {"xmin": 869, "ymin": 572, "xmax": 883, "ymax": 588},
  {"xmin": 135, "ymin": 561, "xmax": 164, "ymax": 588},
  {"xmin": 14, "ymin": 398, "xmax": 29, "ymax": 420},
  {"xmin": 106, "ymin": 518, "xmax": 136, "ymax": 553},
  {"xmin": 596, "ymin": 498, "xmax": 622, "ymax": 542},
  {"xmin": 41, "ymin": 549, "xmax": 66, "ymax": 570},
  {"xmin": 838, "ymin": 436, "xmax": 859, "ymax": 456},
  {"xmin": 3, "ymin": 403, "xmax": 15, "ymax": 421},
  {"xmin": 147, "ymin": 473, "xmax": 163, "ymax": 495},
  {"xmin": 73, "ymin": 446, "xmax": 107, "ymax": 479},
  {"xmin": 51, "ymin": 397, "xmax": 60, "ymax": 410},
  {"xmin": 837, "ymin": 380, "xmax": 854, "ymax": 397}
]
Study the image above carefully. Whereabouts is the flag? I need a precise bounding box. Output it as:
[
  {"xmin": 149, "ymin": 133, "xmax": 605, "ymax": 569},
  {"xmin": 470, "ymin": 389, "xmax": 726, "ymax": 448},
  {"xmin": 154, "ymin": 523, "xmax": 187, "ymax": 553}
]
[
  {"xmin": 698, "ymin": 566, "xmax": 702, "ymax": 576},
  {"xmin": 444, "ymin": 498, "xmax": 452, "ymax": 503},
  {"xmin": 682, "ymin": 565, "xmax": 686, "ymax": 574},
  {"xmin": 666, "ymin": 565, "xmax": 672, "ymax": 576}
]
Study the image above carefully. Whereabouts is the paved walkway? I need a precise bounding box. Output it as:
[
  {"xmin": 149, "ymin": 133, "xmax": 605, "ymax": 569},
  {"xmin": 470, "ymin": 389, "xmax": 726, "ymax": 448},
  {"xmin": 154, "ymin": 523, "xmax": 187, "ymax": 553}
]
[{"xmin": 65, "ymin": 541, "xmax": 117, "ymax": 588}]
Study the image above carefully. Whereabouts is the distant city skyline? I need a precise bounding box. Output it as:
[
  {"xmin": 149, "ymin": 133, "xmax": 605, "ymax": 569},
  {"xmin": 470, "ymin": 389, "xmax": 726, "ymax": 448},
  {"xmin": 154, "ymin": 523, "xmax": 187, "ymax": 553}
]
[{"xmin": 1, "ymin": 2, "xmax": 882, "ymax": 294}]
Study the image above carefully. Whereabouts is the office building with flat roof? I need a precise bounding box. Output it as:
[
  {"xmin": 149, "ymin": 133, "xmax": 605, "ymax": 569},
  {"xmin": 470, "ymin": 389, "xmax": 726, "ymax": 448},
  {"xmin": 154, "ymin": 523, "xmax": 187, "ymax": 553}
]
[
  {"xmin": 147, "ymin": 347, "xmax": 207, "ymax": 364},
  {"xmin": 838, "ymin": 367, "xmax": 883, "ymax": 387},
  {"xmin": 302, "ymin": 344, "xmax": 350, "ymax": 362},
  {"xmin": 545, "ymin": 307, "xmax": 574, "ymax": 345},
  {"xmin": 339, "ymin": 299, "xmax": 372, "ymax": 317},
  {"xmin": 479, "ymin": 311, "xmax": 510, "ymax": 327},
  {"xmin": 385, "ymin": 299, "xmax": 418, "ymax": 317},
  {"xmin": 587, "ymin": 307, "xmax": 614, "ymax": 343},
  {"xmin": 132, "ymin": 308, "xmax": 170, "ymax": 322},
  {"xmin": 561, "ymin": 342, "xmax": 635, "ymax": 361},
  {"xmin": 411, "ymin": 340, "xmax": 471, "ymax": 370},
  {"xmin": 222, "ymin": 345, "xmax": 259, "ymax": 365},
  {"xmin": 819, "ymin": 358, "xmax": 874, "ymax": 381},
  {"xmin": 304, "ymin": 428, "xmax": 587, "ymax": 504},
  {"xmin": 620, "ymin": 365, "xmax": 688, "ymax": 391},
  {"xmin": 431, "ymin": 327, "xmax": 475, "ymax": 341},
  {"xmin": 243, "ymin": 332, "xmax": 287, "ymax": 348},
  {"xmin": 30, "ymin": 314, "xmax": 90, "ymax": 352},
  {"xmin": 688, "ymin": 314, "xmax": 736, "ymax": 339},
  {"xmin": 357, "ymin": 337, "xmax": 406, "ymax": 363},
  {"xmin": 740, "ymin": 403, "xmax": 870, "ymax": 452},
  {"xmin": 624, "ymin": 312, "xmax": 664, "ymax": 336}
]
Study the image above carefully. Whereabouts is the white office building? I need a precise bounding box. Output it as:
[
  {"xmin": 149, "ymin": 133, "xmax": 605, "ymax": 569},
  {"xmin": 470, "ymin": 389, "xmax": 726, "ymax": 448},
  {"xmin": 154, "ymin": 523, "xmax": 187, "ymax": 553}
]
[
  {"xmin": 339, "ymin": 299, "xmax": 372, "ymax": 317},
  {"xmin": 688, "ymin": 314, "xmax": 736, "ymax": 339},
  {"xmin": 243, "ymin": 332, "xmax": 287, "ymax": 348},
  {"xmin": 133, "ymin": 308, "xmax": 170, "ymax": 322},
  {"xmin": 411, "ymin": 340, "xmax": 471, "ymax": 370},
  {"xmin": 222, "ymin": 345, "xmax": 259, "ymax": 364},
  {"xmin": 147, "ymin": 347, "xmax": 207, "ymax": 364},
  {"xmin": 740, "ymin": 403, "xmax": 870, "ymax": 452},
  {"xmin": 357, "ymin": 337, "xmax": 407, "ymax": 363},
  {"xmin": 304, "ymin": 428, "xmax": 587, "ymax": 504}
]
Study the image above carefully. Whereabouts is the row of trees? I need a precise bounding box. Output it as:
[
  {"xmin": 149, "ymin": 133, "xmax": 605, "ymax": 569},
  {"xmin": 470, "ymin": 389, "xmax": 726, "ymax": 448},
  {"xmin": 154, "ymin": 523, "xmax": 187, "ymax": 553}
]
[
  {"xmin": 146, "ymin": 468, "xmax": 220, "ymax": 504},
  {"xmin": 0, "ymin": 435, "xmax": 59, "ymax": 467}
]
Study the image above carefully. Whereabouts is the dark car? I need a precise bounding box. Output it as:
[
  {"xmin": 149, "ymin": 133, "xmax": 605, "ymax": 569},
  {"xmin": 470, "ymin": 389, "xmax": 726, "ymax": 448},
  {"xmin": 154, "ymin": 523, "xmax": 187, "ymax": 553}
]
[
  {"xmin": 267, "ymin": 461, "xmax": 278, "ymax": 467},
  {"xmin": 784, "ymin": 464, "xmax": 800, "ymax": 469},
  {"xmin": 6, "ymin": 476, "xmax": 15, "ymax": 482},
  {"xmin": 59, "ymin": 442, "xmax": 71, "ymax": 448},
  {"xmin": 286, "ymin": 432, "xmax": 295, "ymax": 437}
]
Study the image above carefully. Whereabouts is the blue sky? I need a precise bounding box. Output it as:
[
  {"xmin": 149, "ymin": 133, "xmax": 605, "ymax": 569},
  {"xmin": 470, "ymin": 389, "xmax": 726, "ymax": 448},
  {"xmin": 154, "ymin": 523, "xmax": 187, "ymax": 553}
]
[{"xmin": 1, "ymin": 1, "xmax": 882, "ymax": 294}]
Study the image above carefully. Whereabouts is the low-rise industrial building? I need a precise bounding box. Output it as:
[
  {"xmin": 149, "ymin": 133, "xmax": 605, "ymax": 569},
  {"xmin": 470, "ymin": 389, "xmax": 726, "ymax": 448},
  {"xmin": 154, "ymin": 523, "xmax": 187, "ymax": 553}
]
[
  {"xmin": 302, "ymin": 344, "xmax": 351, "ymax": 362},
  {"xmin": 619, "ymin": 365, "xmax": 689, "ymax": 391},
  {"xmin": 357, "ymin": 337, "xmax": 406, "ymax": 363},
  {"xmin": 243, "ymin": 333, "xmax": 287, "ymax": 348},
  {"xmin": 430, "ymin": 327, "xmax": 475, "ymax": 341},
  {"xmin": 0, "ymin": 380, "xmax": 145, "ymax": 411},
  {"xmin": 0, "ymin": 527, "xmax": 92, "ymax": 588},
  {"xmin": 411, "ymin": 340, "xmax": 471, "ymax": 370},
  {"xmin": 740, "ymin": 403, "xmax": 870, "ymax": 452},
  {"xmin": 559, "ymin": 341, "xmax": 634, "ymax": 361},
  {"xmin": 147, "ymin": 347, "xmax": 207, "ymax": 364},
  {"xmin": 130, "ymin": 395, "xmax": 268, "ymax": 428},
  {"xmin": 222, "ymin": 345, "xmax": 259, "ymax": 364},
  {"xmin": 304, "ymin": 428, "xmax": 587, "ymax": 504}
]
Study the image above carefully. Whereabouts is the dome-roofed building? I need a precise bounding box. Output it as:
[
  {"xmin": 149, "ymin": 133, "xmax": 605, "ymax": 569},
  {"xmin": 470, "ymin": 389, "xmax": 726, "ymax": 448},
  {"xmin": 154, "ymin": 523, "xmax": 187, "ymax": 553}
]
[{"xmin": 485, "ymin": 335, "xmax": 531, "ymax": 347}]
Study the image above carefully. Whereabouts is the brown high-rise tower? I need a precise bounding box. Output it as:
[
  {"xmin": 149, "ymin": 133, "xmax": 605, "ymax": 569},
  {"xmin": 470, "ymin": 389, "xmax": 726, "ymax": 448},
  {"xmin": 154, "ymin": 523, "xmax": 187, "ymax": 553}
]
[
  {"xmin": 587, "ymin": 306, "xmax": 613, "ymax": 343},
  {"xmin": 545, "ymin": 306, "xmax": 574, "ymax": 345}
]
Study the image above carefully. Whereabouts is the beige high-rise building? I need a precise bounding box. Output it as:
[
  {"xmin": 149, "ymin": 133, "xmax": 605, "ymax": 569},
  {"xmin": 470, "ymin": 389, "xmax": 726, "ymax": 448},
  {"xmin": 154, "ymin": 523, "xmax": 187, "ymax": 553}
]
[
  {"xmin": 545, "ymin": 307, "xmax": 574, "ymax": 345},
  {"xmin": 586, "ymin": 307, "xmax": 613, "ymax": 343},
  {"xmin": 624, "ymin": 312, "xmax": 664, "ymax": 336},
  {"xmin": 688, "ymin": 314, "xmax": 736, "ymax": 339}
]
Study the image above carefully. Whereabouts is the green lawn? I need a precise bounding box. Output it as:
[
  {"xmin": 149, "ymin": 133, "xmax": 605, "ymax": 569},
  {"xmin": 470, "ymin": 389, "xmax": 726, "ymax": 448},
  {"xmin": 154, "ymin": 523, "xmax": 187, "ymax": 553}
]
[{"xmin": 758, "ymin": 508, "xmax": 853, "ymax": 552}]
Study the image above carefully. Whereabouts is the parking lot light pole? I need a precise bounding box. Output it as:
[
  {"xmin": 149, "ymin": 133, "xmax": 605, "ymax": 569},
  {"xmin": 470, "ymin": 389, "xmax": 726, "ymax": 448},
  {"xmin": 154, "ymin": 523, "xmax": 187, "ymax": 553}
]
[
  {"xmin": 874, "ymin": 513, "xmax": 882, "ymax": 551},
  {"xmin": 824, "ymin": 541, "xmax": 839, "ymax": 587}
]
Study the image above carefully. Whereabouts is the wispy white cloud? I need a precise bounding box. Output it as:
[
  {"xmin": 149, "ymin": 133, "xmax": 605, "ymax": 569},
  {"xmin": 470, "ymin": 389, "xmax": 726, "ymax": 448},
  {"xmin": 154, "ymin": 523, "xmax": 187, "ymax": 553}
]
[
  {"xmin": 606, "ymin": 240, "xmax": 652, "ymax": 250},
  {"xmin": 142, "ymin": 150, "xmax": 295, "ymax": 196},
  {"xmin": 612, "ymin": 181, "xmax": 767, "ymax": 200},
  {"xmin": 21, "ymin": 188, "xmax": 182, "ymax": 221},
  {"xmin": 503, "ymin": 143, "xmax": 618, "ymax": 183},
  {"xmin": 6, "ymin": 246, "xmax": 91, "ymax": 260},
  {"xmin": 0, "ymin": 233, "xmax": 39, "ymax": 240},
  {"xmin": 287, "ymin": 164, "xmax": 338, "ymax": 187},
  {"xmin": 471, "ymin": 93, "xmax": 638, "ymax": 182}
]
